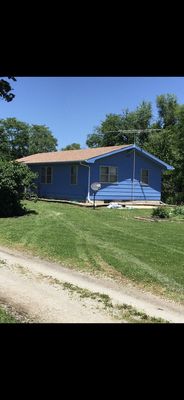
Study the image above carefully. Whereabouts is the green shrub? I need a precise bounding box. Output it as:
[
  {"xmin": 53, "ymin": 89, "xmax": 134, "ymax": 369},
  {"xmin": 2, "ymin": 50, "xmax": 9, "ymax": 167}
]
[
  {"xmin": 165, "ymin": 196, "xmax": 175, "ymax": 205},
  {"xmin": 172, "ymin": 206, "xmax": 184, "ymax": 216},
  {"xmin": 0, "ymin": 160, "xmax": 37, "ymax": 217},
  {"xmin": 151, "ymin": 207, "xmax": 170, "ymax": 219}
]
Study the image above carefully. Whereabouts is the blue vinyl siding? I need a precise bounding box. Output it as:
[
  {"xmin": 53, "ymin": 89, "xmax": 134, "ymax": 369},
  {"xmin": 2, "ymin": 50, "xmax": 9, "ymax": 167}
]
[
  {"xmin": 29, "ymin": 148, "xmax": 164, "ymax": 201},
  {"xmin": 89, "ymin": 150, "xmax": 161, "ymax": 201},
  {"xmin": 30, "ymin": 163, "xmax": 88, "ymax": 201}
]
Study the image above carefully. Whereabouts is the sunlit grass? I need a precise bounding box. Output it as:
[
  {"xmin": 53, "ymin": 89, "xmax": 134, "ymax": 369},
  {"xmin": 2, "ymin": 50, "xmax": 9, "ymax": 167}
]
[{"xmin": 0, "ymin": 200, "xmax": 183, "ymax": 302}]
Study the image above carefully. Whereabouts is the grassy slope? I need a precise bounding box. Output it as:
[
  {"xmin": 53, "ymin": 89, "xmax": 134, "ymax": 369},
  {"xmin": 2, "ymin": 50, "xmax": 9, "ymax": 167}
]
[{"xmin": 0, "ymin": 201, "xmax": 184, "ymax": 302}]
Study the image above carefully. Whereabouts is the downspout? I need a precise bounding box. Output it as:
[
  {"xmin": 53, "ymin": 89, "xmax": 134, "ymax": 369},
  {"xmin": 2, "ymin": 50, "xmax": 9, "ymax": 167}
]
[{"xmin": 80, "ymin": 162, "xmax": 93, "ymax": 203}]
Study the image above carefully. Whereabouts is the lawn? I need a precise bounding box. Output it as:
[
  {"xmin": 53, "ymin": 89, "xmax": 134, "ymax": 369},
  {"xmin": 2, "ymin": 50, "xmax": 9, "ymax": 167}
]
[{"xmin": 0, "ymin": 200, "xmax": 184, "ymax": 303}]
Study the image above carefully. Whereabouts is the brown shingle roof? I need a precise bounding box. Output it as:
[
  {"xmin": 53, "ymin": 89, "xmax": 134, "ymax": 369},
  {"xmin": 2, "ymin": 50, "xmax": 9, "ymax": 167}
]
[{"xmin": 16, "ymin": 145, "xmax": 131, "ymax": 164}]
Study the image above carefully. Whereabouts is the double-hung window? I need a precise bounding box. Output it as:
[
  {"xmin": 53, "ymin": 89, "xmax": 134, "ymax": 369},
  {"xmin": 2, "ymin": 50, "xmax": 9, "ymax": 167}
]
[
  {"xmin": 41, "ymin": 166, "xmax": 52, "ymax": 184},
  {"xmin": 100, "ymin": 166, "xmax": 118, "ymax": 183},
  {"xmin": 140, "ymin": 169, "xmax": 149, "ymax": 185}
]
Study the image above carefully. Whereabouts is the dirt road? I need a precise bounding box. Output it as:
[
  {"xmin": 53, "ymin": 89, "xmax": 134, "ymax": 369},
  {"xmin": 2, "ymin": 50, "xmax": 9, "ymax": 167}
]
[{"xmin": 0, "ymin": 245, "xmax": 184, "ymax": 323}]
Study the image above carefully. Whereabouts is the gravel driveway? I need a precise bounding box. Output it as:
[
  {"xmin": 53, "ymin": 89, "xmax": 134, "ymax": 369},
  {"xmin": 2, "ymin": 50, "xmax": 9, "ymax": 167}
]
[{"xmin": 0, "ymin": 245, "xmax": 184, "ymax": 323}]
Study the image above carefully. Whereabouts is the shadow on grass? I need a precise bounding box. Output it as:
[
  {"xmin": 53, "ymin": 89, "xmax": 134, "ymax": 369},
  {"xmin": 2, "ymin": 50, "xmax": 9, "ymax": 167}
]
[{"xmin": 0, "ymin": 209, "xmax": 38, "ymax": 219}]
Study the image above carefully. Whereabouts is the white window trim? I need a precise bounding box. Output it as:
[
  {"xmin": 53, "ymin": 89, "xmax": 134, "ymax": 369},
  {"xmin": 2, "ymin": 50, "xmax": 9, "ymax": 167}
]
[
  {"xmin": 99, "ymin": 165, "xmax": 118, "ymax": 184},
  {"xmin": 140, "ymin": 168, "xmax": 149, "ymax": 186},
  {"xmin": 40, "ymin": 166, "xmax": 53, "ymax": 184},
  {"xmin": 70, "ymin": 165, "xmax": 78, "ymax": 185}
]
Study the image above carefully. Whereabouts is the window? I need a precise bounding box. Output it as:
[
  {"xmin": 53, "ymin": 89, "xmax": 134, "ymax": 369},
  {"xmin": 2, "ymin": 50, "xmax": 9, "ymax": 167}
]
[
  {"xmin": 141, "ymin": 169, "xmax": 149, "ymax": 185},
  {"xmin": 40, "ymin": 167, "xmax": 53, "ymax": 184},
  {"xmin": 100, "ymin": 166, "xmax": 118, "ymax": 183},
  {"xmin": 71, "ymin": 165, "xmax": 78, "ymax": 184}
]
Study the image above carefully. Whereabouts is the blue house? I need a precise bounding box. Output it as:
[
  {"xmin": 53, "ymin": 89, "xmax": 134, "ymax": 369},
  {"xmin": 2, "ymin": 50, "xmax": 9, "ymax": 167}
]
[{"xmin": 17, "ymin": 144, "xmax": 174, "ymax": 202}]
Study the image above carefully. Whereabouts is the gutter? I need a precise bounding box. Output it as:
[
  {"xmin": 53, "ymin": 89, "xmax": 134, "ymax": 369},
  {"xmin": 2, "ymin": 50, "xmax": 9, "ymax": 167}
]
[{"xmin": 80, "ymin": 162, "xmax": 93, "ymax": 203}]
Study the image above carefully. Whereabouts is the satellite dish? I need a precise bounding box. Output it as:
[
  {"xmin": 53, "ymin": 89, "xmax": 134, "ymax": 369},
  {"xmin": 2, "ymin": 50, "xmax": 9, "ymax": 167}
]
[{"xmin": 91, "ymin": 182, "xmax": 101, "ymax": 191}]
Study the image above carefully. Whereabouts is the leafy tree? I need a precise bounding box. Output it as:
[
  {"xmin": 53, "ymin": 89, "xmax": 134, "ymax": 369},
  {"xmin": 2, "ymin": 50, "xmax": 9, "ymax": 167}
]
[
  {"xmin": 171, "ymin": 105, "xmax": 184, "ymax": 202},
  {"xmin": 0, "ymin": 119, "xmax": 58, "ymax": 160},
  {"xmin": 29, "ymin": 125, "xmax": 58, "ymax": 154},
  {"xmin": 0, "ymin": 160, "xmax": 37, "ymax": 217},
  {"xmin": 143, "ymin": 128, "xmax": 176, "ymax": 203},
  {"xmin": 86, "ymin": 128, "xmax": 104, "ymax": 148},
  {"xmin": 117, "ymin": 102, "xmax": 152, "ymax": 145},
  {"xmin": 0, "ymin": 125, "xmax": 10, "ymax": 160},
  {"xmin": 86, "ymin": 102, "xmax": 152, "ymax": 148},
  {"xmin": 0, "ymin": 118, "xmax": 30, "ymax": 160},
  {"xmin": 156, "ymin": 94, "xmax": 178, "ymax": 128},
  {"xmin": 62, "ymin": 143, "xmax": 81, "ymax": 151},
  {"xmin": 0, "ymin": 77, "xmax": 16, "ymax": 102},
  {"xmin": 144, "ymin": 129, "xmax": 174, "ymax": 164},
  {"xmin": 86, "ymin": 114, "xmax": 125, "ymax": 148}
]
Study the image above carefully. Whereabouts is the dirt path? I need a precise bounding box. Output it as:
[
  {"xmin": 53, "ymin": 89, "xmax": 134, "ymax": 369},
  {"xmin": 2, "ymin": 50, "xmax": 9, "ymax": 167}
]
[{"xmin": 0, "ymin": 245, "xmax": 184, "ymax": 323}]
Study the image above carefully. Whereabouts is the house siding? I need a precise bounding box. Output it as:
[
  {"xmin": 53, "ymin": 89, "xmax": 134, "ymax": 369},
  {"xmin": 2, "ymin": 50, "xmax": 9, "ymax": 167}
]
[
  {"xmin": 30, "ymin": 163, "xmax": 88, "ymax": 201},
  {"xmin": 29, "ymin": 149, "xmax": 163, "ymax": 201},
  {"xmin": 89, "ymin": 150, "xmax": 161, "ymax": 201}
]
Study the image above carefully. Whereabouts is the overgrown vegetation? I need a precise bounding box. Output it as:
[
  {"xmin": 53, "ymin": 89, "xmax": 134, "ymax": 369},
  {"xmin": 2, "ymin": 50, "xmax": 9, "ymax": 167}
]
[
  {"xmin": 0, "ymin": 201, "xmax": 183, "ymax": 303},
  {"xmin": 151, "ymin": 207, "xmax": 170, "ymax": 219},
  {"xmin": 0, "ymin": 160, "xmax": 37, "ymax": 217},
  {"xmin": 151, "ymin": 206, "xmax": 184, "ymax": 219},
  {"xmin": 172, "ymin": 206, "xmax": 184, "ymax": 216}
]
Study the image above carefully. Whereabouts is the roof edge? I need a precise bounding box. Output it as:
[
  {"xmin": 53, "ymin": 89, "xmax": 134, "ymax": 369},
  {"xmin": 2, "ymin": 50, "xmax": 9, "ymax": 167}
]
[
  {"xmin": 86, "ymin": 144, "xmax": 133, "ymax": 163},
  {"xmin": 85, "ymin": 144, "xmax": 174, "ymax": 170},
  {"xmin": 134, "ymin": 145, "xmax": 174, "ymax": 170}
]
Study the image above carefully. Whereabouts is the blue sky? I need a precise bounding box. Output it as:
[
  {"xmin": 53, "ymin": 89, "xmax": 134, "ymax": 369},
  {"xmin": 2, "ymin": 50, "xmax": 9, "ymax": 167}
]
[{"xmin": 1, "ymin": 77, "xmax": 184, "ymax": 149}]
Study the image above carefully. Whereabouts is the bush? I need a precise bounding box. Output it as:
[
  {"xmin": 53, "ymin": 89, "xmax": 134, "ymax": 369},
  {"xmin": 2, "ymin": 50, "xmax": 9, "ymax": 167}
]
[
  {"xmin": 165, "ymin": 192, "xmax": 184, "ymax": 205},
  {"xmin": 172, "ymin": 206, "xmax": 184, "ymax": 216},
  {"xmin": 0, "ymin": 160, "xmax": 37, "ymax": 217},
  {"xmin": 165, "ymin": 196, "xmax": 175, "ymax": 205},
  {"xmin": 151, "ymin": 206, "xmax": 170, "ymax": 219}
]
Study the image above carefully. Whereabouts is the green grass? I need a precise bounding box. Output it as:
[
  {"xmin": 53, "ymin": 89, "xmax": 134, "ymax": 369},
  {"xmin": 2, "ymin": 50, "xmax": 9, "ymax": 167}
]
[
  {"xmin": 0, "ymin": 200, "xmax": 184, "ymax": 303},
  {"xmin": 0, "ymin": 307, "xmax": 18, "ymax": 323}
]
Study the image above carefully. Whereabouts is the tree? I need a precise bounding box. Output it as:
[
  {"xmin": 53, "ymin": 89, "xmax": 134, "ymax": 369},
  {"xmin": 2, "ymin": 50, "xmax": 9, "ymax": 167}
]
[
  {"xmin": 0, "ymin": 77, "xmax": 16, "ymax": 102},
  {"xmin": 86, "ymin": 128, "xmax": 104, "ymax": 148},
  {"xmin": 86, "ymin": 102, "xmax": 152, "ymax": 148},
  {"xmin": 86, "ymin": 114, "xmax": 124, "ymax": 148},
  {"xmin": 156, "ymin": 94, "xmax": 178, "ymax": 128},
  {"xmin": 0, "ymin": 160, "xmax": 37, "ymax": 217},
  {"xmin": 171, "ymin": 105, "xmax": 184, "ymax": 202},
  {"xmin": 29, "ymin": 125, "xmax": 58, "ymax": 154},
  {"xmin": 144, "ymin": 129, "xmax": 176, "ymax": 203},
  {"xmin": 0, "ymin": 119, "xmax": 58, "ymax": 160},
  {"xmin": 62, "ymin": 143, "xmax": 81, "ymax": 151},
  {"xmin": 0, "ymin": 124, "xmax": 10, "ymax": 160},
  {"xmin": 0, "ymin": 118, "xmax": 30, "ymax": 160},
  {"xmin": 144, "ymin": 129, "xmax": 174, "ymax": 165}
]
